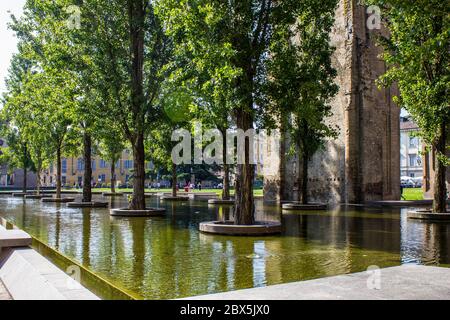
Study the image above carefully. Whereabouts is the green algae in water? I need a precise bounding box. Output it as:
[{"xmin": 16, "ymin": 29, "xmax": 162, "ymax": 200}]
[{"xmin": 0, "ymin": 195, "xmax": 449, "ymax": 299}]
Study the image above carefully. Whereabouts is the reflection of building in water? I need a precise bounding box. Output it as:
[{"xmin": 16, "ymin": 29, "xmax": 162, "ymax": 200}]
[{"xmin": 401, "ymin": 210, "xmax": 450, "ymax": 265}]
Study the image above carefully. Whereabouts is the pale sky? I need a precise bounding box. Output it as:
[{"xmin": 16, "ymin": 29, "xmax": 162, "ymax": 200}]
[{"xmin": 0, "ymin": 0, "xmax": 26, "ymax": 96}]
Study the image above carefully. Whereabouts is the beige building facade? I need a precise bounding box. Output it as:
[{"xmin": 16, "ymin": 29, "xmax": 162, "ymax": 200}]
[{"xmin": 41, "ymin": 150, "xmax": 151, "ymax": 188}]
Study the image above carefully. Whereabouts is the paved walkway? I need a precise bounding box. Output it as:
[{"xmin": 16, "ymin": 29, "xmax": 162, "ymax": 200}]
[
  {"xmin": 185, "ymin": 265, "xmax": 450, "ymax": 300},
  {"xmin": 0, "ymin": 279, "xmax": 12, "ymax": 300}
]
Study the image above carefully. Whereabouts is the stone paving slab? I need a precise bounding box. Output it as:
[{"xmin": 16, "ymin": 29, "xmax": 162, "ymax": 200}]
[
  {"xmin": 0, "ymin": 278, "xmax": 12, "ymax": 300},
  {"xmin": 184, "ymin": 265, "xmax": 450, "ymax": 300}
]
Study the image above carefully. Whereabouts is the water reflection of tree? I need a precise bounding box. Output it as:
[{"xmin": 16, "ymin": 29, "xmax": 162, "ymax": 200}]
[{"xmin": 82, "ymin": 208, "xmax": 91, "ymax": 267}]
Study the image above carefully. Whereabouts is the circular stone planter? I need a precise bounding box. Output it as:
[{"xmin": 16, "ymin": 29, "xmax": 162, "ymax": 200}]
[
  {"xmin": 160, "ymin": 196, "xmax": 190, "ymax": 201},
  {"xmin": 208, "ymin": 199, "xmax": 235, "ymax": 205},
  {"xmin": 102, "ymin": 192, "xmax": 124, "ymax": 197},
  {"xmin": 407, "ymin": 210, "xmax": 450, "ymax": 221},
  {"xmin": 12, "ymin": 193, "xmax": 28, "ymax": 197},
  {"xmin": 41, "ymin": 197, "xmax": 75, "ymax": 203},
  {"xmin": 67, "ymin": 202, "xmax": 109, "ymax": 208},
  {"xmin": 199, "ymin": 221, "xmax": 282, "ymax": 236},
  {"xmin": 110, "ymin": 208, "xmax": 166, "ymax": 217},
  {"xmin": 282, "ymin": 202, "xmax": 327, "ymax": 211},
  {"xmin": 25, "ymin": 194, "xmax": 48, "ymax": 199}
]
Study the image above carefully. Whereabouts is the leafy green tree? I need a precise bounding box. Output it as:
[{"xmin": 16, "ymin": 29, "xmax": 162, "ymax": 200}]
[
  {"xmin": 97, "ymin": 119, "xmax": 126, "ymax": 194},
  {"xmin": 148, "ymin": 88, "xmax": 193, "ymax": 197},
  {"xmin": 1, "ymin": 55, "xmax": 35, "ymax": 193},
  {"xmin": 0, "ymin": 126, "xmax": 34, "ymax": 193},
  {"xmin": 368, "ymin": 0, "xmax": 449, "ymax": 212},
  {"xmin": 19, "ymin": 71, "xmax": 79, "ymax": 198},
  {"xmin": 265, "ymin": 1, "xmax": 339, "ymax": 204},
  {"xmin": 158, "ymin": 0, "xmax": 321, "ymax": 224},
  {"xmin": 67, "ymin": 0, "xmax": 175, "ymax": 209}
]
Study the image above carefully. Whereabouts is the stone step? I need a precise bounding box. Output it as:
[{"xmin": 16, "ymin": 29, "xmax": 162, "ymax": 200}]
[
  {"xmin": 0, "ymin": 247, "xmax": 99, "ymax": 300},
  {"xmin": 0, "ymin": 229, "xmax": 32, "ymax": 248}
]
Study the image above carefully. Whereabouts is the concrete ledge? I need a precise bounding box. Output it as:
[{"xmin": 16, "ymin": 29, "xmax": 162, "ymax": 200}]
[
  {"xmin": 184, "ymin": 265, "xmax": 450, "ymax": 300},
  {"xmin": 199, "ymin": 221, "xmax": 282, "ymax": 236},
  {"xmin": 407, "ymin": 210, "xmax": 450, "ymax": 221},
  {"xmin": 208, "ymin": 199, "xmax": 234, "ymax": 205},
  {"xmin": 67, "ymin": 202, "xmax": 109, "ymax": 208},
  {"xmin": 0, "ymin": 229, "xmax": 32, "ymax": 248},
  {"xmin": 282, "ymin": 203, "xmax": 327, "ymax": 210},
  {"xmin": 160, "ymin": 196, "xmax": 190, "ymax": 201},
  {"xmin": 41, "ymin": 197, "xmax": 75, "ymax": 203},
  {"xmin": 102, "ymin": 192, "xmax": 124, "ymax": 197},
  {"xmin": 110, "ymin": 208, "xmax": 166, "ymax": 217}
]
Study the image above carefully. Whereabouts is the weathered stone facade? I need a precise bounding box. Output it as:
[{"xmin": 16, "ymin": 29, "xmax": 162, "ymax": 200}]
[{"xmin": 263, "ymin": 0, "xmax": 400, "ymax": 204}]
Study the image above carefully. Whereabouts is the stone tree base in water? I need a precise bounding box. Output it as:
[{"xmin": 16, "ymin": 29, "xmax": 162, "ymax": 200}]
[
  {"xmin": 41, "ymin": 197, "xmax": 75, "ymax": 203},
  {"xmin": 408, "ymin": 210, "xmax": 450, "ymax": 221},
  {"xmin": 12, "ymin": 193, "xmax": 28, "ymax": 197},
  {"xmin": 282, "ymin": 203, "xmax": 327, "ymax": 211},
  {"xmin": 160, "ymin": 196, "xmax": 189, "ymax": 201},
  {"xmin": 25, "ymin": 195, "xmax": 48, "ymax": 199},
  {"xmin": 199, "ymin": 221, "xmax": 282, "ymax": 236},
  {"xmin": 207, "ymin": 199, "xmax": 235, "ymax": 205},
  {"xmin": 102, "ymin": 192, "xmax": 124, "ymax": 197},
  {"xmin": 110, "ymin": 208, "xmax": 166, "ymax": 217},
  {"xmin": 67, "ymin": 202, "xmax": 109, "ymax": 208}
]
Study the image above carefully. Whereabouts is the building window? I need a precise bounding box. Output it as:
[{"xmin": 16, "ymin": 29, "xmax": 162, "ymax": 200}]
[
  {"xmin": 92, "ymin": 160, "xmax": 96, "ymax": 171},
  {"xmin": 62, "ymin": 176, "xmax": 67, "ymax": 185},
  {"xmin": 409, "ymin": 137, "xmax": 417, "ymax": 148},
  {"xmin": 62, "ymin": 159, "xmax": 67, "ymax": 174},
  {"xmin": 99, "ymin": 174, "xmax": 106, "ymax": 182},
  {"xmin": 116, "ymin": 160, "xmax": 120, "ymax": 169},
  {"xmin": 77, "ymin": 158, "xmax": 84, "ymax": 171},
  {"xmin": 409, "ymin": 154, "xmax": 417, "ymax": 167},
  {"xmin": 100, "ymin": 159, "xmax": 108, "ymax": 168},
  {"xmin": 124, "ymin": 160, "xmax": 133, "ymax": 169}
]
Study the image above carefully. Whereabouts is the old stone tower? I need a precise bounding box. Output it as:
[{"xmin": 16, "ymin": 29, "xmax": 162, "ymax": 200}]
[{"xmin": 263, "ymin": 0, "xmax": 401, "ymax": 204}]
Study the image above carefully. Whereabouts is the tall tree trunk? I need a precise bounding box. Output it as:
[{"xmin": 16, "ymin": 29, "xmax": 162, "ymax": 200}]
[
  {"xmin": 233, "ymin": 108, "xmax": 255, "ymax": 225},
  {"xmin": 82, "ymin": 132, "xmax": 92, "ymax": 203},
  {"xmin": 56, "ymin": 146, "xmax": 62, "ymax": 199},
  {"xmin": 171, "ymin": 163, "xmax": 177, "ymax": 197},
  {"xmin": 36, "ymin": 164, "xmax": 41, "ymax": 196},
  {"xmin": 23, "ymin": 167, "xmax": 27, "ymax": 194},
  {"xmin": 279, "ymin": 115, "xmax": 287, "ymax": 202},
  {"xmin": 301, "ymin": 150, "xmax": 309, "ymax": 205},
  {"xmin": 221, "ymin": 126, "xmax": 230, "ymax": 200},
  {"xmin": 22, "ymin": 145, "xmax": 27, "ymax": 193},
  {"xmin": 110, "ymin": 160, "xmax": 116, "ymax": 193},
  {"xmin": 130, "ymin": 133, "xmax": 146, "ymax": 210},
  {"xmin": 128, "ymin": 0, "xmax": 146, "ymax": 210},
  {"xmin": 223, "ymin": 163, "xmax": 230, "ymax": 200},
  {"xmin": 433, "ymin": 121, "xmax": 447, "ymax": 213}
]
